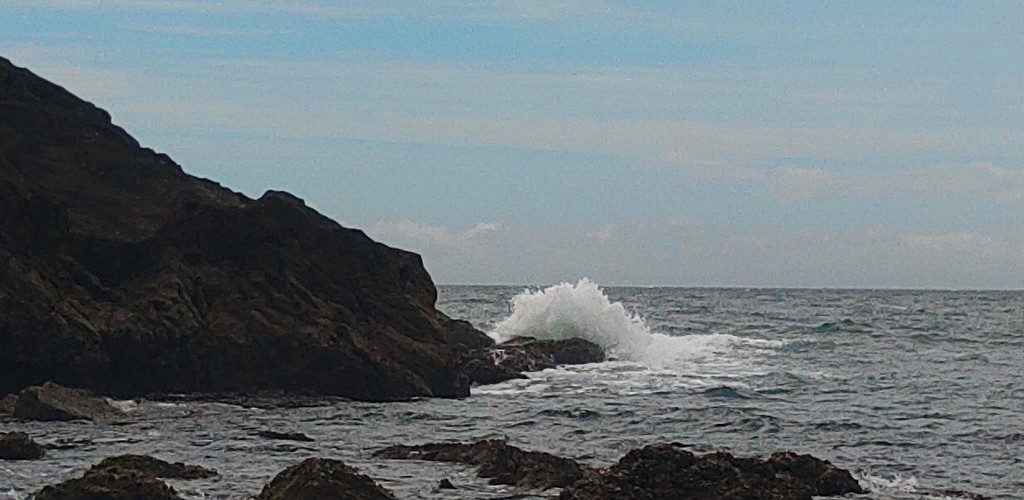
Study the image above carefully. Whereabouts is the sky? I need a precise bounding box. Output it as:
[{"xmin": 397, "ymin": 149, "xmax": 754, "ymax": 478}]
[{"xmin": 3, "ymin": 1, "xmax": 1024, "ymax": 288}]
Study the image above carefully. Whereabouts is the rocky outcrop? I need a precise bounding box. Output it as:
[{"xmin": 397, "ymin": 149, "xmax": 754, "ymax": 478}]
[
  {"xmin": 558, "ymin": 443, "xmax": 864, "ymax": 500},
  {"xmin": 2, "ymin": 381, "xmax": 123, "ymax": 422},
  {"xmin": 0, "ymin": 55, "xmax": 495, "ymax": 401},
  {"xmin": 465, "ymin": 337, "xmax": 604, "ymax": 385},
  {"xmin": 34, "ymin": 454, "xmax": 216, "ymax": 500},
  {"xmin": 257, "ymin": 458, "xmax": 396, "ymax": 500},
  {"xmin": 0, "ymin": 431, "xmax": 45, "ymax": 460},
  {"xmin": 375, "ymin": 439, "xmax": 590, "ymax": 490}
]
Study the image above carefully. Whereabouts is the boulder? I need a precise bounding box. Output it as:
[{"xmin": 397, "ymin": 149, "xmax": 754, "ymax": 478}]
[
  {"xmin": 466, "ymin": 337, "xmax": 604, "ymax": 385},
  {"xmin": 0, "ymin": 55, "xmax": 493, "ymax": 402},
  {"xmin": 558, "ymin": 443, "xmax": 864, "ymax": 500},
  {"xmin": 0, "ymin": 431, "xmax": 45, "ymax": 460},
  {"xmin": 91, "ymin": 454, "xmax": 218, "ymax": 480},
  {"xmin": 6, "ymin": 381, "xmax": 123, "ymax": 422},
  {"xmin": 257, "ymin": 458, "xmax": 396, "ymax": 500},
  {"xmin": 375, "ymin": 439, "xmax": 589, "ymax": 490},
  {"xmin": 34, "ymin": 454, "xmax": 215, "ymax": 500}
]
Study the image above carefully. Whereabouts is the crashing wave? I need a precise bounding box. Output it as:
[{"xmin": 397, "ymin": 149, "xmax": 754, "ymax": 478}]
[{"xmin": 490, "ymin": 278, "xmax": 782, "ymax": 368}]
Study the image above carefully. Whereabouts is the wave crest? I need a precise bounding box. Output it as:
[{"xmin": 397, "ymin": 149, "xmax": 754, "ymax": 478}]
[{"xmin": 490, "ymin": 278, "xmax": 782, "ymax": 368}]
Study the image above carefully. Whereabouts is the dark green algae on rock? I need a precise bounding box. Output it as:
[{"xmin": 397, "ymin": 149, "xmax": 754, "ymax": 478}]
[
  {"xmin": 0, "ymin": 55, "xmax": 495, "ymax": 402},
  {"xmin": 256, "ymin": 458, "xmax": 397, "ymax": 500},
  {"xmin": 33, "ymin": 455, "xmax": 217, "ymax": 500}
]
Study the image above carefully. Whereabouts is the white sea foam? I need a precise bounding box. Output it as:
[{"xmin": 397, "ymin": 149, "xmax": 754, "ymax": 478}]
[{"xmin": 490, "ymin": 278, "xmax": 782, "ymax": 369}]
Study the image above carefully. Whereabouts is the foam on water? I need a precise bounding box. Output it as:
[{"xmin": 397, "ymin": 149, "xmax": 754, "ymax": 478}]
[{"xmin": 490, "ymin": 278, "xmax": 782, "ymax": 369}]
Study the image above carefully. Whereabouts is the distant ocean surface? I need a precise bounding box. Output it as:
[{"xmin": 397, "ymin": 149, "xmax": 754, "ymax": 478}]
[{"xmin": 3, "ymin": 282, "xmax": 1022, "ymax": 499}]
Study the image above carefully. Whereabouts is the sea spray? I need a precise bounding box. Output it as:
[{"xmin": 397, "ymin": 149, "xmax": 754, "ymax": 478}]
[
  {"xmin": 491, "ymin": 278, "xmax": 652, "ymax": 356},
  {"xmin": 490, "ymin": 278, "xmax": 783, "ymax": 369}
]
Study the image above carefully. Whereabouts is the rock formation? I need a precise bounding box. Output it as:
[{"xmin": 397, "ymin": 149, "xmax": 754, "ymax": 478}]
[
  {"xmin": 0, "ymin": 431, "xmax": 45, "ymax": 460},
  {"xmin": 558, "ymin": 442, "xmax": 864, "ymax": 500},
  {"xmin": 257, "ymin": 458, "xmax": 396, "ymax": 500},
  {"xmin": 1, "ymin": 381, "xmax": 124, "ymax": 422},
  {"xmin": 465, "ymin": 336, "xmax": 605, "ymax": 385},
  {"xmin": 34, "ymin": 454, "xmax": 216, "ymax": 500},
  {"xmin": 0, "ymin": 55, "xmax": 496, "ymax": 401},
  {"xmin": 374, "ymin": 439, "xmax": 589, "ymax": 490}
]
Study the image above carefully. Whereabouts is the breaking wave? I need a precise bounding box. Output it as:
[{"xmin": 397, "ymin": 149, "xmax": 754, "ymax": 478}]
[{"xmin": 490, "ymin": 278, "xmax": 783, "ymax": 368}]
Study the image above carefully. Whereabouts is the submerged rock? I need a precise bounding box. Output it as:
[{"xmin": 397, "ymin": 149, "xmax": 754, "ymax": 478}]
[
  {"xmin": 466, "ymin": 337, "xmax": 604, "ymax": 385},
  {"xmin": 4, "ymin": 381, "xmax": 123, "ymax": 422},
  {"xmin": 34, "ymin": 454, "xmax": 216, "ymax": 500},
  {"xmin": 558, "ymin": 443, "xmax": 864, "ymax": 500},
  {"xmin": 257, "ymin": 458, "xmax": 396, "ymax": 500},
  {"xmin": 375, "ymin": 439, "xmax": 590, "ymax": 490},
  {"xmin": 0, "ymin": 431, "xmax": 45, "ymax": 460},
  {"xmin": 0, "ymin": 55, "xmax": 493, "ymax": 402},
  {"xmin": 93, "ymin": 454, "xmax": 218, "ymax": 480},
  {"xmin": 255, "ymin": 430, "xmax": 315, "ymax": 442}
]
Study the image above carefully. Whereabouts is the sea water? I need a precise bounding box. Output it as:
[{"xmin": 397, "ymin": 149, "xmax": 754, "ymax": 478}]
[{"xmin": 1, "ymin": 281, "xmax": 1022, "ymax": 499}]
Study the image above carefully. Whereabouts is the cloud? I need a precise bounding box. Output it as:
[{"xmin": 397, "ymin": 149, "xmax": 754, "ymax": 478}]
[
  {"xmin": 6, "ymin": 0, "xmax": 643, "ymax": 22},
  {"xmin": 906, "ymin": 162, "xmax": 1024, "ymax": 203},
  {"xmin": 656, "ymin": 153, "xmax": 764, "ymax": 182},
  {"xmin": 768, "ymin": 167, "xmax": 843, "ymax": 203},
  {"xmin": 364, "ymin": 218, "xmax": 1024, "ymax": 288},
  {"xmin": 369, "ymin": 220, "xmax": 505, "ymax": 248},
  {"xmin": 8, "ymin": 40, "xmax": 1024, "ymax": 170},
  {"xmin": 123, "ymin": 24, "xmax": 280, "ymax": 37}
]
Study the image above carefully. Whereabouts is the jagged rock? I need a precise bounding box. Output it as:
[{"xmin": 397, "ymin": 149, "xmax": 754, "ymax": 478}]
[
  {"xmin": 5, "ymin": 381, "xmax": 123, "ymax": 422},
  {"xmin": 0, "ymin": 55, "xmax": 493, "ymax": 402},
  {"xmin": 257, "ymin": 458, "xmax": 396, "ymax": 500},
  {"xmin": 436, "ymin": 478, "xmax": 456, "ymax": 490},
  {"xmin": 256, "ymin": 430, "xmax": 315, "ymax": 442},
  {"xmin": 466, "ymin": 337, "xmax": 604, "ymax": 385},
  {"xmin": 34, "ymin": 454, "xmax": 215, "ymax": 500},
  {"xmin": 0, "ymin": 431, "xmax": 45, "ymax": 460},
  {"xmin": 375, "ymin": 439, "xmax": 589, "ymax": 490},
  {"xmin": 93, "ymin": 454, "xmax": 218, "ymax": 480},
  {"xmin": 558, "ymin": 443, "xmax": 864, "ymax": 500}
]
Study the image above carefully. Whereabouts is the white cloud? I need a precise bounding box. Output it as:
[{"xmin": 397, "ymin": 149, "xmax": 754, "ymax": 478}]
[
  {"xmin": 906, "ymin": 162, "xmax": 1024, "ymax": 203},
  {"xmin": 656, "ymin": 153, "xmax": 764, "ymax": 182},
  {"xmin": 369, "ymin": 220, "xmax": 505, "ymax": 248},
  {"xmin": 8, "ymin": 41, "xmax": 1024, "ymax": 170},
  {"xmin": 123, "ymin": 24, "xmax": 280, "ymax": 37},
  {"xmin": 5, "ymin": 0, "xmax": 643, "ymax": 22},
  {"xmin": 363, "ymin": 218, "xmax": 1024, "ymax": 288},
  {"xmin": 768, "ymin": 167, "xmax": 843, "ymax": 203}
]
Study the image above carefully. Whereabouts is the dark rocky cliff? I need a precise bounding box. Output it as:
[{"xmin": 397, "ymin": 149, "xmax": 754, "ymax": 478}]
[{"xmin": 0, "ymin": 56, "xmax": 493, "ymax": 401}]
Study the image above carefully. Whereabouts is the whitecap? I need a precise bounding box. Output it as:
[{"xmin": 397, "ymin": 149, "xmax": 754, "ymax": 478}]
[{"xmin": 490, "ymin": 278, "xmax": 782, "ymax": 371}]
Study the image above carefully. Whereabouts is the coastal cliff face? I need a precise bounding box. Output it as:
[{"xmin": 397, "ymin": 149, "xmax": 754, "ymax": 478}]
[{"xmin": 0, "ymin": 56, "xmax": 493, "ymax": 401}]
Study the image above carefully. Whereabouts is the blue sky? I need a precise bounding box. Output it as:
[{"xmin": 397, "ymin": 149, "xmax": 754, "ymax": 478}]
[{"xmin": 4, "ymin": 1, "xmax": 1024, "ymax": 287}]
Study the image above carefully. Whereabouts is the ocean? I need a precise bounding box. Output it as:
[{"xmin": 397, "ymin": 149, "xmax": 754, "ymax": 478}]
[{"xmin": 2, "ymin": 280, "xmax": 1022, "ymax": 499}]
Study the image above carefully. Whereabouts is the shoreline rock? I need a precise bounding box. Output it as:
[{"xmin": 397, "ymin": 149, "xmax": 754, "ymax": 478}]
[
  {"xmin": 0, "ymin": 431, "xmax": 45, "ymax": 460},
  {"xmin": 375, "ymin": 440, "xmax": 865, "ymax": 499},
  {"xmin": 257, "ymin": 457, "xmax": 396, "ymax": 500},
  {"xmin": 465, "ymin": 337, "xmax": 605, "ymax": 386},
  {"xmin": 1, "ymin": 381, "xmax": 124, "ymax": 422},
  {"xmin": 558, "ymin": 442, "xmax": 864, "ymax": 500},
  {"xmin": 34, "ymin": 454, "xmax": 216, "ymax": 500},
  {"xmin": 375, "ymin": 439, "xmax": 590, "ymax": 490}
]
